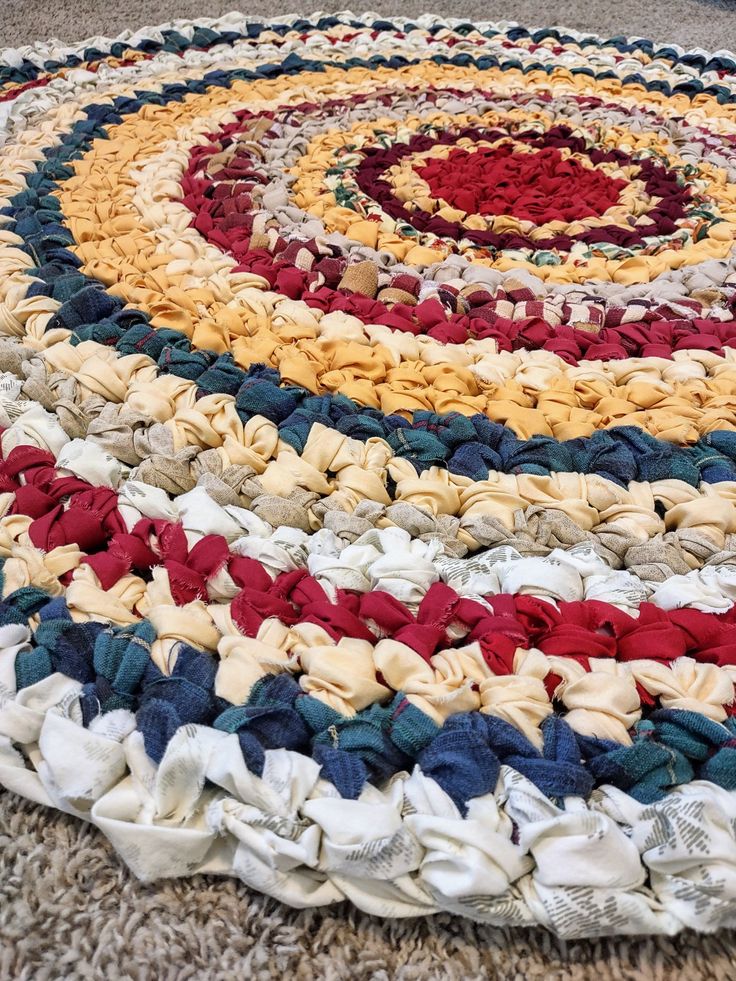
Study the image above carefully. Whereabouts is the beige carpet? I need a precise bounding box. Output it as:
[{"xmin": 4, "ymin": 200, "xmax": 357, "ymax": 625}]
[{"xmin": 1, "ymin": 790, "xmax": 735, "ymax": 979}]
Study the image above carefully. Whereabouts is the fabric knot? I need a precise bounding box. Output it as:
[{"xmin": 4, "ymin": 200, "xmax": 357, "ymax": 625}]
[{"xmin": 418, "ymin": 712, "xmax": 501, "ymax": 815}]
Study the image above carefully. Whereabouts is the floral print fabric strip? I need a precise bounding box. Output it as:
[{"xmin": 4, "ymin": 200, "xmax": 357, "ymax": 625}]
[{"xmin": 0, "ymin": 11, "xmax": 735, "ymax": 939}]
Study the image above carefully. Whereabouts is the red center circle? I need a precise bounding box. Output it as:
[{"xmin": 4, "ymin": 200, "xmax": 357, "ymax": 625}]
[{"xmin": 416, "ymin": 144, "xmax": 628, "ymax": 224}]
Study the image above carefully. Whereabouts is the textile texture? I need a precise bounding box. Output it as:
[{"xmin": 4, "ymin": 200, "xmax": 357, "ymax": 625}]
[{"xmin": 1, "ymin": 9, "xmax": 736, "ymax": 967}]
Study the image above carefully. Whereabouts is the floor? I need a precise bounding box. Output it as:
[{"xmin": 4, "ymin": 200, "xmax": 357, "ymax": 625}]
[{"xmin": 0, "ymin": 2, "xmax": 735, "ymax": 978}]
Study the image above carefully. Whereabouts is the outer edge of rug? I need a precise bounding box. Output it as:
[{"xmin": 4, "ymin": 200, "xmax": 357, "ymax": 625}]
[
  {"xmin": 0, "ymin": 8, "xmax": 725, "ymax": 63},
  {"xmin": 0, "ymin": 8, "xmax": 735, "ymax": 941}
]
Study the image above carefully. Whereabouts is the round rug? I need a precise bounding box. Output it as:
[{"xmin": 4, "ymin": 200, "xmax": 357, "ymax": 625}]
[{"xmin": 0, "ymin": 11, "xmax": 735, "ymax": 939}]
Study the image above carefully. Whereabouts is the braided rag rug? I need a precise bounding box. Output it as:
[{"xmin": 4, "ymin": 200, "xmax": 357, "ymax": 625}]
[{"xmin": 1, "ymin": 8, "xmax": 736, "ymax": 942}]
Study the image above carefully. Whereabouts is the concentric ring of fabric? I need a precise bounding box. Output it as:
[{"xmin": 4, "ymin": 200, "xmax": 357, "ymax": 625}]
[
  {"xmin": 288, "ymin": 112, "xmax": 731, "ymax": 268},
  {"xmin": 35, "ymin": 65, "xmax": 736, "ymax": 378},
  {"xmin": 0, "ymin": 12, "xmax": 736, "ymax": 940},
  {"xmin": 33, "ymin": 75, "xmax": 736, "ymax": 438}
]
